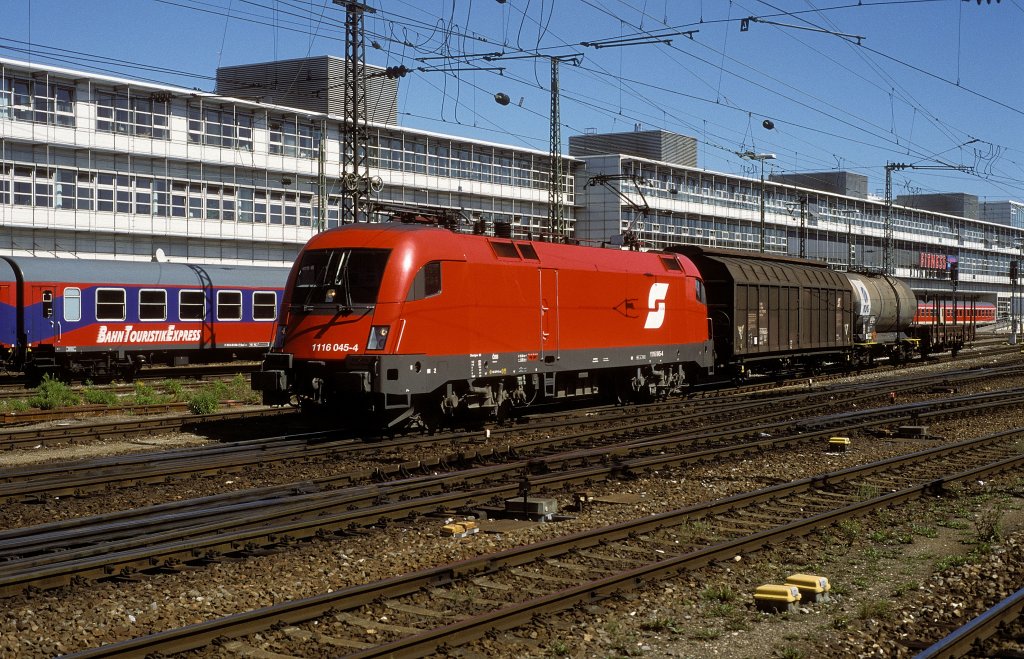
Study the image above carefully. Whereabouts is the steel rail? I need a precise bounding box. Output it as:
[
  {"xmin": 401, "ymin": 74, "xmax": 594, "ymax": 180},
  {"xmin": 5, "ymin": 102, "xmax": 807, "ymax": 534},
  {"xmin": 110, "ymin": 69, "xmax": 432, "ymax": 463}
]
[
  {"xmin": 0, "ymin": 406, "xmax": 295, "ymax": 450},
  {"xmin": 0, "ymin": 420, "xmax": 1013, "ymax": 593},
  {"xmin": 59, "ymin": 432, "xmax": 1024, "ymax": 659},
  {"xmin": 5, "ymin": 390, "xmax": 1023, "ymax": 594},
  {"xmin": 914, "ymin": 586, "xmax": 1024, "ymax": 659}
]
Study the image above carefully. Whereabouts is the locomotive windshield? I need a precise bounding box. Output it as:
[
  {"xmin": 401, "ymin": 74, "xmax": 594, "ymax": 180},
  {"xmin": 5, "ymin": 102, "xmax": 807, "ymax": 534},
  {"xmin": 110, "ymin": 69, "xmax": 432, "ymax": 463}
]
[{"xmin": 293, "ymin": 248, "xmax": 391, "ymax": 308}]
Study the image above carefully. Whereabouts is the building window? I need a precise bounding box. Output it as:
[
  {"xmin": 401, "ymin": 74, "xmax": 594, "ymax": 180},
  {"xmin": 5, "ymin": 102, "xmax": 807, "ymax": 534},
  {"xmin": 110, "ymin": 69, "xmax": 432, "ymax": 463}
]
[
  {"xmin": 269, "ymin": 118, "xmax": 320, "ymax": 158},
  {"xmin": 171, "ymin": 181, "xmax": 187, "ymax": 218},
  {"xmin": 216, "ymin": 290, "xmax": 242, "ymax": 321},
  {"xmin": 135, "ymin": 177, "xmax": 152, "ymax": 215},
  {"xmin": 55, "ymin": 169, "xmax": 77, "ymax": 210},
  {"xmin": 13, "ymin": 167, "xmax": 33, "ymax": 206},
  {"xmin": 179, "ymin": 290, "xmax": 205, "ymax": 320},
  {"xmin": 96, "ymin": 288, "xmax": 126, "ymax": 321},
  {"xmin": 187, "ymin": 104, "xmax": 253, "ymax": 151},
  {"xmin": 153, "ymin": 179, "xmax": 170, "ymax": 217},
  {"xmin": 139, "ymin": 289, "xmax": 167, "ymax": 321},
  {"xmin": 96, "ymin": 173, "xmax": 115, "ymax": 212},
  {"xmin": 0, "ymin": 167, "xmax": 9, "ymax": 205},
  {"xmin": 1, "ymin": 77, "xmax": 76, "ymax": 126},
  {"xmin": 96, "ymin": 91, "xmax": 170, "ymax": 139},
  {"xmin": 115, "ymin": 175, "xmax": 131, "ymax": 213}
]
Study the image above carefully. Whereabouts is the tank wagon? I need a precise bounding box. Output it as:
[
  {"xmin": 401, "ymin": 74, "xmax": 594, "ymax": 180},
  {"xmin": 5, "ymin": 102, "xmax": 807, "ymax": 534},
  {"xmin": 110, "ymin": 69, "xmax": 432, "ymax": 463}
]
[
  {"xmin": 252, "ymin": 222, "xmax": 716, "ymax": 428},
  {"xmin": 1, "ymin": 257, "xmax": 289, "ymax": 382},
  {"xmin": 846, "ymin": 271, "xmax": 918, "ymax": 364}
]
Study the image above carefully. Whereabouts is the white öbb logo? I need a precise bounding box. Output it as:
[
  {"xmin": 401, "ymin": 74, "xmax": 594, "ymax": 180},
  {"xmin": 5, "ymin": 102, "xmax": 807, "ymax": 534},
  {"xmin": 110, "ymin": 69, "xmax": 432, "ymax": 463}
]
[{"xmin": 644, "ymin": 282, "xmax": 669, "ymax": 329}]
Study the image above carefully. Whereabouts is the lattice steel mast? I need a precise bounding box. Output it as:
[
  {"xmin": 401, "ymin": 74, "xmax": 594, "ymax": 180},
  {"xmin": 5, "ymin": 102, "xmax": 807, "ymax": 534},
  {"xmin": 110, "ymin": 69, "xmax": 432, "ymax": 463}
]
[{"xmin": 335, "ymin": 1, "xmax": 374, "ymax": 224}]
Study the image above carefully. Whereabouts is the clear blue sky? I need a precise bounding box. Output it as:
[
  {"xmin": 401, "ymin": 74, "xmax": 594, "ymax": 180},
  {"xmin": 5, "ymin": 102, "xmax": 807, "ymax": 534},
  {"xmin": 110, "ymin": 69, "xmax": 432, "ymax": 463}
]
[{"xmin": 3, "ymin": 0, "xmax": 1022, "ymax": 202}]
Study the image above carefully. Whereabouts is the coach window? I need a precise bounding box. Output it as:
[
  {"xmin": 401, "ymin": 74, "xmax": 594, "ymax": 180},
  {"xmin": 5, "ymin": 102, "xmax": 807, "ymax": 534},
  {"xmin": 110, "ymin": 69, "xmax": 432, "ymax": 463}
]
[
  {"xmin": 179, "ymin": 290, "xmax": 206, "ymax": 320},
  {"xmin": 217, "ymin": 291, "xmax": 243, "ymax": 321},
  {"xmin": 42, "ymin": 291, "xmax": 53, "ymax": 318},
  {"xmin": 406, "ymin": 261, "xmax": 442, "ymax": 301},
  {"xmin": 63, "ymin": 287, "xmax": 81, "ymax": 322},
  {"xmin": 96, "ymin": 288, "xmax": 126, "ymax": 321},
  {"xmin": 253, "ymin": 292, "xmax": 277, "ymax": 320},
  {"xmin": 139, "ymin": 289, "xmax": 167, "ymax": 321}
]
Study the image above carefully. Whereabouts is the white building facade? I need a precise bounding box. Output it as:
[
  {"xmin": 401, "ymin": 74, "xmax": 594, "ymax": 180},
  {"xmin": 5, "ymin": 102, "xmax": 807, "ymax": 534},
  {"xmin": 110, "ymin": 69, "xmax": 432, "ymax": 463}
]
[{"xmin": 2, "ymin": 56, "xmax": 1021, "ymax": 317}]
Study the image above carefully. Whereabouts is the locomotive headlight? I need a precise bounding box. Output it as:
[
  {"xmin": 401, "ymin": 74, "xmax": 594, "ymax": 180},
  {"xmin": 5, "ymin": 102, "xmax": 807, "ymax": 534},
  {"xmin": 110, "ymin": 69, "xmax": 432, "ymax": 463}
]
[{"xmin": 367, "ymin": 325, "xmax": 389, "ymax": 351}]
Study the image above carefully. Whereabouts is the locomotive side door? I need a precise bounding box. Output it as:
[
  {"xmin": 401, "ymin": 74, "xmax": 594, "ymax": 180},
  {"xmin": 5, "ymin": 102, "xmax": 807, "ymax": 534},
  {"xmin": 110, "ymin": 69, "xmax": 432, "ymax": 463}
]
[{"xmin": 538, "ymin": 268, "xmax": 559, "ymax": 363}]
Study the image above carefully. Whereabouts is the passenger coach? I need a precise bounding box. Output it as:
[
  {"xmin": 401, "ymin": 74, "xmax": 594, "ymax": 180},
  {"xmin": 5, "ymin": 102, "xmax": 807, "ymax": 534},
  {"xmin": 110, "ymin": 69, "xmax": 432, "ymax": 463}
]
[{"xmin": 1, "ymin": 257, "xmax": 289, "ymax": 382}]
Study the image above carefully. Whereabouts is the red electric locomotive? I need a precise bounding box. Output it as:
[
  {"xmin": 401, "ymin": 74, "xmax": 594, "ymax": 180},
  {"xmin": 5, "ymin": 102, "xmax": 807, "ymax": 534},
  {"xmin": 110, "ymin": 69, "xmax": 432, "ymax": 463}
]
[{"xmin": 253, "ymin": 222, "xmax": 715, "ymax": 428}]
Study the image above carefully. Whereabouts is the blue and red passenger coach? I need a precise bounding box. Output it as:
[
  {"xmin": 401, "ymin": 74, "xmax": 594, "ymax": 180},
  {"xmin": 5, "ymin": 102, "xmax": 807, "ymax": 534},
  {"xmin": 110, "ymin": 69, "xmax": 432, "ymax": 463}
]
[{"xmin": 1, "ymin": 256, "xmax": 288, "ymax": 381}]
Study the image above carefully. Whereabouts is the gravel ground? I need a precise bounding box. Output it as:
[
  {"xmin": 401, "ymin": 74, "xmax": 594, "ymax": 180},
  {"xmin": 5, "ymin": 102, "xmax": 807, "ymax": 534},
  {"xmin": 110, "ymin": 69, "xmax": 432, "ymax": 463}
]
[{"xmin": 1, "ymin": 350, "xmax": 1023, "ymax": 658}]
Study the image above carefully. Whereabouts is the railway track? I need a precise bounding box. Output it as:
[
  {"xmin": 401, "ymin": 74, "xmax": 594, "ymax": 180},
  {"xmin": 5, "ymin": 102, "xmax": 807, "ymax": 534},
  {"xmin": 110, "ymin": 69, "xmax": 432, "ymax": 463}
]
[
  {"xmin": 0, "ymin": 406, "xmax": 295, "ymax": 451},
  {"xmin": 915, "ymin": 586, "xmax": 1024, "ymax": 658},
  {"xmin": 0, "ymin": 363, "xmax": 258, "ymax": 390},
  {"xmin": 0, "ymin": 363, "xmax": 1012, "ymax": 499},
  {"xmin": 2, "ymin": 381, "xmax": 1022, "ymax": 600},
  {"xmin": 58, "ymin": 428, "xmax": 1024, "ymax": 658}
]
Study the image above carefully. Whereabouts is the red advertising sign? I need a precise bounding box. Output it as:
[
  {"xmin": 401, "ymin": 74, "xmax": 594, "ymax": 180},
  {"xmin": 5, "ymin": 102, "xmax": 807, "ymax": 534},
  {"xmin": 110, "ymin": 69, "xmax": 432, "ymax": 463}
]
[{"xmin": 918, "ymin": 252, "xmax": 946, "ymax": 270}]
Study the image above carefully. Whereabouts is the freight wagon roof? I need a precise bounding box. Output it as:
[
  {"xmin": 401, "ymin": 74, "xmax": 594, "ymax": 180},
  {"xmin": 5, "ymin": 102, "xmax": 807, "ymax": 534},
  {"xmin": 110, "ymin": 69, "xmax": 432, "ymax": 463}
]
[
  {"xmin": 667, "ymin": 245, "xmax": 849, "ymax": 289},
  {"xmin": 2, "ymin": 257, "xmax": 290, "ymax": 289}
]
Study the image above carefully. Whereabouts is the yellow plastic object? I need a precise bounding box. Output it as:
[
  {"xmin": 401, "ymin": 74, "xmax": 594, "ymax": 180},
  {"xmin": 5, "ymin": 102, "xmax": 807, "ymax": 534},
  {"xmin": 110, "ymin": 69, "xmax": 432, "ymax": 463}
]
[
  {"xmin": 786, "ymin": 573, "xmax": 831, "ymax": 603},
  {"xmin": 440, "ymin": 520, "xmax": 479, "ymax": 537},
  {"xmin": 753, "ymin": 584, "xmax": 801, "ymax": 603},
  {"xmin": 828, "ymin": 436, "xmax": 851, "ymax": 452},
  {"xmin": 786, "ymin": 574, "xmax": 830, "ymax": 594}
]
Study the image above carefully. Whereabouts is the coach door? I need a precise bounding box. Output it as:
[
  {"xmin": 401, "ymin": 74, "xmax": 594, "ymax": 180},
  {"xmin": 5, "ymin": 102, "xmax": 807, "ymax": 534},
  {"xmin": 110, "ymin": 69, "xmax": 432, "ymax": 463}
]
[
  {"xmin": 538, "ymin": 268, "xmax": 559, "ymax": 363},
  {"xmin": 30, "ymin": 285, "xmax": 59, "ymax": 346}
]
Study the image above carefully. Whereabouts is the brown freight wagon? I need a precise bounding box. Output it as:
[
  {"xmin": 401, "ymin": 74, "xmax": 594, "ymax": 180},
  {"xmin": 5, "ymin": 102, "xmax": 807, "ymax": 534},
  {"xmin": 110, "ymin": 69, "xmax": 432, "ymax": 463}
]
[{"xmin": 668, "ymin": 246, "xmax": 853, "ymax": 379}]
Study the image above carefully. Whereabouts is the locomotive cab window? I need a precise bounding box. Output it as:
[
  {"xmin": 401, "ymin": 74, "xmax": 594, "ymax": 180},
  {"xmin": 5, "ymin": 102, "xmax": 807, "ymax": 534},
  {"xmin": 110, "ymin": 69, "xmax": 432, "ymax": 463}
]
[
  {"xmin": 217, "ymin": 290, "xmax": 243, "ymax": 321},
  {"xmin": 63, "ymin": 287, "xmax": 81, "ymax": 322},
  {"xmin": 407, "ymin": 261, "xmax": 442, "ymax": 301},
  {"xmin": 96, "ymin": 288, "xmax": 126, "ymax": 321},
  {"xmin": 694, "ymin": 279, "xmax": 707, "ymax": 304},
  {"xmin": 139, "ymin": 289, "xmax": 167, "ymax": 321},
  {"xmin": 253, "ymin": 291, "xmax": 277, "ymax": 320},
  {"xmin": 293, "ymin": 248, "xmax": 390, "ymax": 307},
  {"xmin": 179, "ymin": 290, "xmax": 206, "ymax": 320}
]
